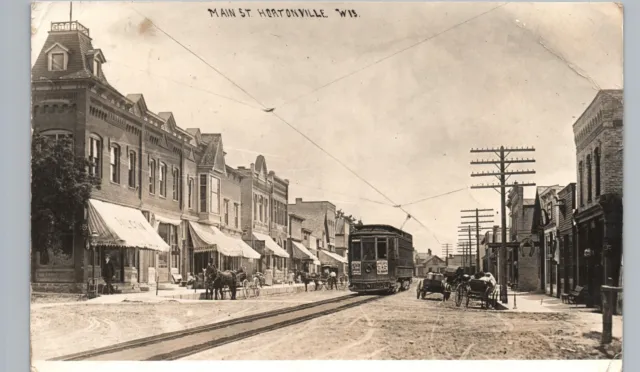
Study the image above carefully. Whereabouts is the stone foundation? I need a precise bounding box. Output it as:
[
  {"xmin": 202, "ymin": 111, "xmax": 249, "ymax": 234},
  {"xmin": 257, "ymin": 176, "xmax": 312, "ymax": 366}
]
[{"xmin": 31, "ymin": 282, "xmax": 86, "ymax": 293}]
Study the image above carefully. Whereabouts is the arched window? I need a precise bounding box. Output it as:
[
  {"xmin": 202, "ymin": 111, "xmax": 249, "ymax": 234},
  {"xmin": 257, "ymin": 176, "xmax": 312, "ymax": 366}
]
[
  {"xmin": 88, "ymin": 134, "xmax": 102, "ymax": 178},
  {"xmin": 594, "ymin": 148, "xmax": 601, "ymax": 197},
  {"xmin": 578, "ymin": 161, "xmax": 584, "ymax": 206},
  {"xmin": 109, "ymin": 143, "xmax": 120, "ymax": 183},
  {"xmin": 40, "ymin": 129, "xmax": 73, "ymax": 141},
  {"xmin": 586, "ymin": 155, "xmax": 592, "ymax": 202}
]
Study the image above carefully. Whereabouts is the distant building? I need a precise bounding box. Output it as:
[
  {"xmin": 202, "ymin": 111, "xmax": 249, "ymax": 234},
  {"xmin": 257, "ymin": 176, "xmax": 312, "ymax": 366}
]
[
  {"xmin": 288, "ymin": 198, "xmax": 347, "ymax": 275},
  {"xmin": 236, "ymin": 156, "xmax": 291, "ymax": 284},
  {"xmin": 507, "ymin": 183, "xmax": 537, "ymax": 292},
  {"xmin": 557, "ymin": 183, "xmax": 577, "ymax": 295},
  {"xmin": 534, "ymin": 185, "xmax": 564, "ymax": 298}
]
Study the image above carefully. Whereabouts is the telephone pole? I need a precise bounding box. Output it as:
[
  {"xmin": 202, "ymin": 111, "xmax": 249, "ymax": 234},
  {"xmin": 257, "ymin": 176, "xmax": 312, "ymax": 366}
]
[
  {"xmin": 461, "ymin": 208, "xmax": 494, "ymax": 272},
  {"xmin": 470, "ymin": 146, "xmax": 536, "ymax": 297},
  {"xmin": 441, "ymin": 243, "xmax": 451, "ymax": 266}
]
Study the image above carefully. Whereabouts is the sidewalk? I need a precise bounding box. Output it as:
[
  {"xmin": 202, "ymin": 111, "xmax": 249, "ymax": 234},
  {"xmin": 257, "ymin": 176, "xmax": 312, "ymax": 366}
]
[
  {"xmin": 498, "ymin": 290, "xmax": 623, "ymax": 340},
  {"xmin": 86, "ymin": 282, "xmax": 308, "ymax": 304}
]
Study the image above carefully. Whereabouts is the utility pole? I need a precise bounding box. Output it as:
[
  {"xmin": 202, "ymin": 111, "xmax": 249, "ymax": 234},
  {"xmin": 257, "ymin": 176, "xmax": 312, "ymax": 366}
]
[
  {"xmin": 441, "ymin": 243, "xmax": 451, "ymax": 266},
  {"xmin": 470, "ymin": 146, "xmax": 536, "ymax": 303},
  {"xmin": 462, "ymin": 208, "xmax": 494, "ymax": 272}
]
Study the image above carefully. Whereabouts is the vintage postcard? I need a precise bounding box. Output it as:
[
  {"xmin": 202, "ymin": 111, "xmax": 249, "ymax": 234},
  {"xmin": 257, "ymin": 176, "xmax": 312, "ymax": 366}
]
[{"xmin": 30, "ymin": 1, "xmax": 623, "ymax": 365}]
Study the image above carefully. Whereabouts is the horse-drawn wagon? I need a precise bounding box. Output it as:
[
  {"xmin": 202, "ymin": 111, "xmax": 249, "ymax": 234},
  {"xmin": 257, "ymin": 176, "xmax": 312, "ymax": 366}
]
[
  {"xmin": 416, "ymin": 272, "xmax": 450, "ymax": 301},
  {"xmin": 455, "ymin": 274, "xmax": 499, "ymax": 309}
]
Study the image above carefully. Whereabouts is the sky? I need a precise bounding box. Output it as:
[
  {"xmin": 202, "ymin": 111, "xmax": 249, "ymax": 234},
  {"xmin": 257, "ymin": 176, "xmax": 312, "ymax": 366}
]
[{"xmin": 31, "ymin": 2, "xmax": 623, "ymax": 256}]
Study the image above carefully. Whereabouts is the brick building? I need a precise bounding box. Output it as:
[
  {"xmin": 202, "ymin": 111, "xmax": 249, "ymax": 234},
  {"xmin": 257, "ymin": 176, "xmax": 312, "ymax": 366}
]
[
  {"xmin": 507, "ymin": 184, "xmax": 538, "ymax": 292},
  {"xmin": 288, "ymin": 198, "xmax": 347, "ymax": 274},
  {"xmin": 237, "ymin": 156, "xmax": 291, "ymax": 284},
  {"xmin": 31, "ymin": 19, "xmax": 259, "ymax": 293},
  {"xmin": 572, "ymin": 90, "xmax": 623, "ymax": 301},
  {"xmin": 557, "ymin": 183, "xmax": 577, "ymax": 295}
]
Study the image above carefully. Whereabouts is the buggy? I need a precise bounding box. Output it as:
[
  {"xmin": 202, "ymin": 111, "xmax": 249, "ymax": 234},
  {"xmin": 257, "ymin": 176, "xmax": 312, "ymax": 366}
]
[
  {"xmin": 417, "ymin": 272, "xmax": 450, "ymax": 301},
  {"xmin": 456, "ymin": 278, "xmax": 498, "ymax": 309}
]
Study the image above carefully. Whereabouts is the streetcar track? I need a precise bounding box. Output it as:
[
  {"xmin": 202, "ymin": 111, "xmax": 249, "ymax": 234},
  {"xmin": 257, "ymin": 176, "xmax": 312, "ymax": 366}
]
[
  {"xmin": 149, "ymin": 295, "xmax": 383, "ymax": 361},
  {"xmin": 52, "ymin": 293, "xmax": 387, "ymax": 361}
]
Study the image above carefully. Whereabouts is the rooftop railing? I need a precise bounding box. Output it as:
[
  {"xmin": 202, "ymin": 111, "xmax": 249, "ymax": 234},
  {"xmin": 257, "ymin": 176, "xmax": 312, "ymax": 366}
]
[{"xmin": 50, "ymin": 21, "xmax": 90, "ymax": 36}]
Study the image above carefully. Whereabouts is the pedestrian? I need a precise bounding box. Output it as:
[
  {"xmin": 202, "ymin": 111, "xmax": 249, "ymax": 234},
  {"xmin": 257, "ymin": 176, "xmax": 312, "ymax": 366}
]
[
  {"xmin": 102, "ymin": 253, "xmax": 115, "ymax": 295},
  {"xmin": 329, "ymin": 270, "xmax": 337, "ymax": 290}
]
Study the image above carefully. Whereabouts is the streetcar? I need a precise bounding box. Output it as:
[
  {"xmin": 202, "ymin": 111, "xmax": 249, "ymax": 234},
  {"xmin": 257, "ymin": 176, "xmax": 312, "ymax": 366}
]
[{"xmin": 348, "ymin": 224, "xmax": 415, "ymax": 294}]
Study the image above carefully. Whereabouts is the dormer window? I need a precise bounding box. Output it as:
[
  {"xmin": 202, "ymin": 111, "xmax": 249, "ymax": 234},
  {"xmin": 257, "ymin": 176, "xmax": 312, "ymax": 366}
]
[
  {"xmin": 93, "ymin": 58, "xmax": 101, "ymax": 77},
  {"xmin": 46, "ymin": 43, "xmax": 70, "ymax": 72}
]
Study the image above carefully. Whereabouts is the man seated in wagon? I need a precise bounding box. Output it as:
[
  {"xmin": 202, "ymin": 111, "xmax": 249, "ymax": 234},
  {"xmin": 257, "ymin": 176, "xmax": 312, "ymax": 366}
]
[{"xmin": 478, "ymin": 272, "xmax": 496, "ymax": 287}]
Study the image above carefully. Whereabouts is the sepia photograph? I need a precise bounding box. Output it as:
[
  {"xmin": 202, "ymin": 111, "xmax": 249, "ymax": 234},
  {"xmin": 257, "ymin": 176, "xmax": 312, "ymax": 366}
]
[{"xmin": 30, "ymin": 1, "xmax": 623, "ymax": 364}]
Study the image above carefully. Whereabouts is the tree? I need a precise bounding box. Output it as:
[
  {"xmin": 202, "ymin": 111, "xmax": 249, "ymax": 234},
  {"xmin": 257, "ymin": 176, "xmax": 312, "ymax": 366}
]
[
  {"xmin": 31, "ymin": 134, "xmax": 99, "ymax": 272},
  {"xmin": 336, "ymin": 209, "xmax": 356, "ymax": 224}
]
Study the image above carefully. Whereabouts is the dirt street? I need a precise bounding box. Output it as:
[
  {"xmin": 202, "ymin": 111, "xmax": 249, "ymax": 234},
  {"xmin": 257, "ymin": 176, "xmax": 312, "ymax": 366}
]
[
  {"xmin": 183, "ymin": 289, "xmax": 622, "ymax": 360},
  {"xmin": 30, "ymin": 290, "xmax": 347, "ymax": 360}
]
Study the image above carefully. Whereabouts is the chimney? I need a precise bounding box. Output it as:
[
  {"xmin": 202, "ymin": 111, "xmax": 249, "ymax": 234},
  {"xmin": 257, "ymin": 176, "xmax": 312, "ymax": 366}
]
[{"xmin": 295, "ymin": 198, "xmax": 303, "ymax": 203}]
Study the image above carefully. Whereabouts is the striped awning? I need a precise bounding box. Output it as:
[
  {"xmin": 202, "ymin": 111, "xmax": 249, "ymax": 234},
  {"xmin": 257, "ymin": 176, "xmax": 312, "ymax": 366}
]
[
  {"xmin": 87, "ymin": 199, "xmax": 170, "ymax": 252},
  {"xmin": 253, "ymin": 232, "xmax": 290, "ymax": 258},
  {"xmin": 226, "ymin": 234, "xmax": 261, "ymax": 259},
  {"xmin": 292, "ymin": 241, "xmax": 321, "ymax": 265},
  {"xmin": 319, "ymin": 249, "xmax": 348, "ymax": 264},
  {"xmin": 188, "ymin": 221, "xmax": 242, "ymax": 256}
]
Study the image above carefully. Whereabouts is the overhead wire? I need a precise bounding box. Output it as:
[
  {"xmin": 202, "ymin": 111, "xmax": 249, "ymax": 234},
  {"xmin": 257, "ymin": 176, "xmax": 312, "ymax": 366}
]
[
  {"xmin": 276, "ymin": 3, "xmax": 508, "ymax": 109},
  {"xmin": 125, "ymin": 4, "xmax": 500, "ymax": 246}
]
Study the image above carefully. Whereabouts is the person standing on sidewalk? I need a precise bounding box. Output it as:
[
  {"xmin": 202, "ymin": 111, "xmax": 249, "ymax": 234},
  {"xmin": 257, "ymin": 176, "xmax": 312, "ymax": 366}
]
[
  {"xmin": 103, "ymin": 254, "xmax": 115, "ymax": 295},
  {"xmin": 329, "ymin": 270, "xmax": 337, "ymax": 290}
]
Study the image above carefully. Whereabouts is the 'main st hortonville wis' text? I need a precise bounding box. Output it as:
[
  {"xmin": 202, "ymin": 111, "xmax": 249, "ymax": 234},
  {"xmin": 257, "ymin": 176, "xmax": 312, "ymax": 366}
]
[{"xmin": 207, "ymin": 8, "xmax": 359, "ymax": 18}]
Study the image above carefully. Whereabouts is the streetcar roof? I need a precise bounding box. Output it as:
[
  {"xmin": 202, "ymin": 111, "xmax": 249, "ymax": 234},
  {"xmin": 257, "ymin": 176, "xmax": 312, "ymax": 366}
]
[{"xmin": 350, "ymin": 224, "xmax": 413, "ymax": 240}]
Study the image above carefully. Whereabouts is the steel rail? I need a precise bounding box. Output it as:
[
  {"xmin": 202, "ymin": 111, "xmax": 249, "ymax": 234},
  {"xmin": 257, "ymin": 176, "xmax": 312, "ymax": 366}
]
[{"xmin": 51, "ymin": 293, "xmax": 381, "ymax": 361}]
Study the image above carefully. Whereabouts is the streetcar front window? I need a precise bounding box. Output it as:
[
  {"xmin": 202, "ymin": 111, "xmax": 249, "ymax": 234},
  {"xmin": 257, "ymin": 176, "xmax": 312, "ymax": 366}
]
[
  {"xmin": 377, "ymin": 238, "xmax": 388, "ymax": 259},
  {"xmin": 362, "ymin": 239, "xmax": 376, "ymax": 260},
  {"xmin": 351, "ymin": 240, "xmax": 362, "ymax": 261}
]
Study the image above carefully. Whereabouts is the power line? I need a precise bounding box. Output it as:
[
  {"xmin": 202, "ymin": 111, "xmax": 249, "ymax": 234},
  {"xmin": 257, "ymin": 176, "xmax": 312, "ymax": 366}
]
[
  {"xmin": 277, "ymin": 3, "xmax": 508, "ymax": 109},
  {"xmin": 130, "ymin": 6, "xmax": 267, "ymax": 110},
  {"xmin": 397, "ymin": 187, "xmax": 467, "ymax": 207},
  {"xmin": 129, "ymin": 5, "xmax": 445, "ymax": 245},
  {"xmin": 108, "ymin": 60, "xmax": 263, "ymax": 111},
  {"xmin": 470, "ymin": 146, "xmax": 537, "ymax": 306}
]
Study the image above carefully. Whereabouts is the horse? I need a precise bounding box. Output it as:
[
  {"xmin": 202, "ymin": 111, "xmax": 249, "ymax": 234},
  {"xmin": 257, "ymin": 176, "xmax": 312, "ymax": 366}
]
[
  {"xmin": 204, "ymin": 265, "xmax": 217, "ymax": 300},
  {"xmin": 212, "ymin": 269, "xmax": 238, "ymax": 300}
]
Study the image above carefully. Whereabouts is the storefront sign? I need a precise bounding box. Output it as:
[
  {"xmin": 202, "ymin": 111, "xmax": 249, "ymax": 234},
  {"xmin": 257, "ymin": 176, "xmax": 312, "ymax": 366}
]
[
  {"xmin": 376, "ymin": 260, "xmax": 388, "ymax": 275},
  {"xmin": 351, "ymin": 261, "xmax": 361, "ymax": 275}
]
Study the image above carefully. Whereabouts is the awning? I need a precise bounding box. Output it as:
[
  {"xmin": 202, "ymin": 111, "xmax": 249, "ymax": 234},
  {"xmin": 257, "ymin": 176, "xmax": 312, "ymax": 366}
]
[
  {"xmin": 319, "ymin": 249, "xmax": 348, "ymax": 264},
  {"xmin": 87, "ymin": 199, "xmax": 170, "ymax": 252},
  {"xmin": 154, "ymin": 214, "xmax": 182, "ymax": 226},
  {"xmin": 253, "ymin": 232, "xmax": 290, "ymax": 258},
  {"xmin": 292, "ymin": 241, "xmax": 321, "ymax": 265},
  {"xmin": 188, "ymin": 221, "xmax": 242, "ymax": 256},
  {"xmin": 225, "ymin": 235, "xmax": 261, "ymax": 259}
]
